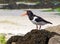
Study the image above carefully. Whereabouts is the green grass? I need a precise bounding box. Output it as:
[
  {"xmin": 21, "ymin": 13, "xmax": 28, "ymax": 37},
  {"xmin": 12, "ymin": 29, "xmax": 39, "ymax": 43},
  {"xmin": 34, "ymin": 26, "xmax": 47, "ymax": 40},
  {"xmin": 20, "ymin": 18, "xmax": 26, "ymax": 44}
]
[
  {"xmin": 0, "ymin": 34, "xmax": 6, "ymax": 44},
  {"xmin": 43, "ymin": 10, "xmax": 52, "ymax": 12},
  {"xmin": 54, "ymin": 8, "xmax": 60, "ymax": 12},
  {"xmin": 41, "ymin": 8, "xmax": 60, "ymax": 12},
  {"xmin": 42, "ymin": 9, "xmax": 53, "ymax": 12}
]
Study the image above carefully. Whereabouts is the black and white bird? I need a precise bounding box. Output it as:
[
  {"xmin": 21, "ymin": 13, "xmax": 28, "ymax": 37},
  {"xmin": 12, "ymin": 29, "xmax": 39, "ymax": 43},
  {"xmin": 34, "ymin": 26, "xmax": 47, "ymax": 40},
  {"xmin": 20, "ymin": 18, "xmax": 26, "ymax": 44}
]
[{"xmin": 21, "ymin": 10, "xmax": 52, "ymax": 30}]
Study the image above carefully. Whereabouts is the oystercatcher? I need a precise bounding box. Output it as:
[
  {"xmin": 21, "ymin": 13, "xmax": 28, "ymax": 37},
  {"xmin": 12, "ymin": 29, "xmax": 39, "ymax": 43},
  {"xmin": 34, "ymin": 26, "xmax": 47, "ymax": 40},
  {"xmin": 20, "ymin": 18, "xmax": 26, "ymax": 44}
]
[{"xmin": 21, "ymin": 10, "xmax": 52, "ymax": 30}]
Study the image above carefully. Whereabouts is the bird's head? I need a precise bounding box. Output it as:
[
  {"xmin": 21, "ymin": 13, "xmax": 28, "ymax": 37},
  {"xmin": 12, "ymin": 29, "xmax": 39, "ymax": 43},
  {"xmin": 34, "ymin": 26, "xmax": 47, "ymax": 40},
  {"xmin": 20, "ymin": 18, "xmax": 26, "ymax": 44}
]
[{"xmin": 21, "ymin": 10, "xmax": 33, "ymax": 16}]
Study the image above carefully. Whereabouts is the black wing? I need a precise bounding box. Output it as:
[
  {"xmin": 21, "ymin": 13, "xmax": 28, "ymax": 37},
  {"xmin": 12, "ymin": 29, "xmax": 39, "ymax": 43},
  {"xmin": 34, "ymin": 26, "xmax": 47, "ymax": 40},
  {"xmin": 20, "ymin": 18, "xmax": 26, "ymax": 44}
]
[{"xmin": 34, "ymin": 15, "xmax": 52, "ymax": 24}]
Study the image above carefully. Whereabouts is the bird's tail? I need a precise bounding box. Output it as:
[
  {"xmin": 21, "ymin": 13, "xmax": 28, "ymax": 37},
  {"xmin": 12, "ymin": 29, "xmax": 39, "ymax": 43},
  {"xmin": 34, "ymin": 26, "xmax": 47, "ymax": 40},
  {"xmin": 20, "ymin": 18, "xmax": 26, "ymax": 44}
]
[{"xmin": 47, "ymin": 21, "xmax": 52, "ymax": 24}]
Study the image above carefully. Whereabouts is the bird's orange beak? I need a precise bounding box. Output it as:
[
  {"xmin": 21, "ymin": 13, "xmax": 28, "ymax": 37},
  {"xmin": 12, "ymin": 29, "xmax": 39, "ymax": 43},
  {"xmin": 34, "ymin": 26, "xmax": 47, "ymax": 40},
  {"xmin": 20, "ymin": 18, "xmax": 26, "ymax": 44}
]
[{"xmin": 21, "ymin": 11, "xmax": 27, "ymax": 16}]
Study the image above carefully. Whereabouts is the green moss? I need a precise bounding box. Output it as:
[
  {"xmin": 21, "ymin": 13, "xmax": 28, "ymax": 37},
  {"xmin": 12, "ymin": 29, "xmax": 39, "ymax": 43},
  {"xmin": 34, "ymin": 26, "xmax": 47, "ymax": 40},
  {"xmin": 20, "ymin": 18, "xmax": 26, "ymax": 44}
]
[{"xmin": 0, "ymin": 34, "xmax": 6, "ymax": 44}]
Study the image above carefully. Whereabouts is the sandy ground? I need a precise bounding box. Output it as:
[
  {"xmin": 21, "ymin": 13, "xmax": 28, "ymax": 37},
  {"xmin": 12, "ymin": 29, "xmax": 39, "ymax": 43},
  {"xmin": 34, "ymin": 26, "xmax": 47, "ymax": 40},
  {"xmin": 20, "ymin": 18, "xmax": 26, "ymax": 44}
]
[{"xmin": 0, "ymin": 9, "xmax": 60, "ymax": 35}]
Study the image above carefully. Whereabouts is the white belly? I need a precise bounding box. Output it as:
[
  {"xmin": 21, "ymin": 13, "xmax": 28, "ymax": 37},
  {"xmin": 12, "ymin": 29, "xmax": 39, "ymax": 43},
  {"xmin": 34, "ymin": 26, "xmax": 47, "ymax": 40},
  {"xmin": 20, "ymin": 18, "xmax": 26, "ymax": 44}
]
[
  {"xmin": 31, "ymin": 16, "xmax": 47, "ymax": 25},
  {"xmin": 31, "ymin": 20, "xmax": 46, "ymax": 25}
]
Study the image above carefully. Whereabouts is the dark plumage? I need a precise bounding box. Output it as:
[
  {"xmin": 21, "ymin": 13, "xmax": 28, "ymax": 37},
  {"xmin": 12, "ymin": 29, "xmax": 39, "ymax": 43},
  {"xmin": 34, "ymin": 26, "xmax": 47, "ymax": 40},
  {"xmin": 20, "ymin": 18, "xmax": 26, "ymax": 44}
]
[{"xmin": 35, "ymin": 16, "xmax": 52, "ymax": 24}]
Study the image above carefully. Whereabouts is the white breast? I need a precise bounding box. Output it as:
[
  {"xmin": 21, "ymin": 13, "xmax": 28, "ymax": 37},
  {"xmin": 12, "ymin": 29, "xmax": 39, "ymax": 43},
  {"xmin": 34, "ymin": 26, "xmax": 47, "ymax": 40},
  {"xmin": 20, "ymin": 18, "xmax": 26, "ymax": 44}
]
[
  {"xmin": 32, "ymin": 17, "xmax": 37, "ymax": 21},
  {"xmin": 31, "ymin": 16, "xmax": 38, "ymax": 25},
  {"xmin": 31, "ymin": 16, "xmax": 47, "ymax": 25}
]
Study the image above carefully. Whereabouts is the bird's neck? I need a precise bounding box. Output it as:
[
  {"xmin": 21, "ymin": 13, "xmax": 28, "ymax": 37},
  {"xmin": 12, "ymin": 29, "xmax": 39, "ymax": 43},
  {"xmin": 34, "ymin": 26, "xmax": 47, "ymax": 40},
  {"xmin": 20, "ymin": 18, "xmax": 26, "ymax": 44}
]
[{"xmin": 28, "ymin": 14, "xmax": 34, "ymax": 20}]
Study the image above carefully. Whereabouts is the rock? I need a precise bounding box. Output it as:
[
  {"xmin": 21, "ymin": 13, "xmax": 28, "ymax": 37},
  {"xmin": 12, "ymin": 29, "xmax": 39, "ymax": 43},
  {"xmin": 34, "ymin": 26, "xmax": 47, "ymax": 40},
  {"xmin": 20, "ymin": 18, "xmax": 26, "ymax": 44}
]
[
  {"xmin": 16, "ymin": 29, "xmax": 60, "ymax": 44},
  {"xmin": 6, "ymin": 36, "xmax": 23, "ymax": 44},
  {"xmin": 46, "ymin": 25, "xmax": 60, "ymax": 34},
  {"xmin": 7, "ymin": 29, "xmax": 60, "ymax": 44},
  {"xmin": 12, "ymin": 42, "xmax": 16, "ymax": 44},
  {"xmin": 48, "ymin": 35, "xmax": 60, "ymax": 44}
]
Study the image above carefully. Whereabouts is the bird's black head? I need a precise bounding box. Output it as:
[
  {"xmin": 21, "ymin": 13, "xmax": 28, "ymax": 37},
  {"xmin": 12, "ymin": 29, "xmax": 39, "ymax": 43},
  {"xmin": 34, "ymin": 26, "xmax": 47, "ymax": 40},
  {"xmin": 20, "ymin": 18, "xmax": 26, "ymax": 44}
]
[
  {"xmin": 26, "ymin": 10, "xmax": 34, "ymax": 20},
  {"xmin": 21, "ymin": 10, "xmax": 34, "ymax": 20},
  {"xmin": 26, "ymin": 10, "xmax": 33, "ymax": 15},
  {"xmin": 21, "ymin": 10, "xmax": 34, "ymax": 17}
]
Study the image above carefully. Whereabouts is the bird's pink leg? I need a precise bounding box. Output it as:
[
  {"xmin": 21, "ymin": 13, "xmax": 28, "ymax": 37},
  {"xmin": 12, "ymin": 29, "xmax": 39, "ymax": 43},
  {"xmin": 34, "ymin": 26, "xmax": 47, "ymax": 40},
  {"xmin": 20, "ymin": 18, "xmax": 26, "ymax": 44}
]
[
  {"xmin": 36, "ymin": 25, "xmax": 38, "ymax": 29},
  {"xmin": 39, "ymin": 25, "xmax": 41, "ymax": 30}
]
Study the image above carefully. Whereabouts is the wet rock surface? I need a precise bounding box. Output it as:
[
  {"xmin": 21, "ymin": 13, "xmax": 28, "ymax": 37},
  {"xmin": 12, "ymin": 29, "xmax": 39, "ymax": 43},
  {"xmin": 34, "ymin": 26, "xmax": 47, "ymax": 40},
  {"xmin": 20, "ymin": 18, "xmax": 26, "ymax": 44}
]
[{"xmin": 6, "ymin": 29, "xmax": 60, "ymax": 44}]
